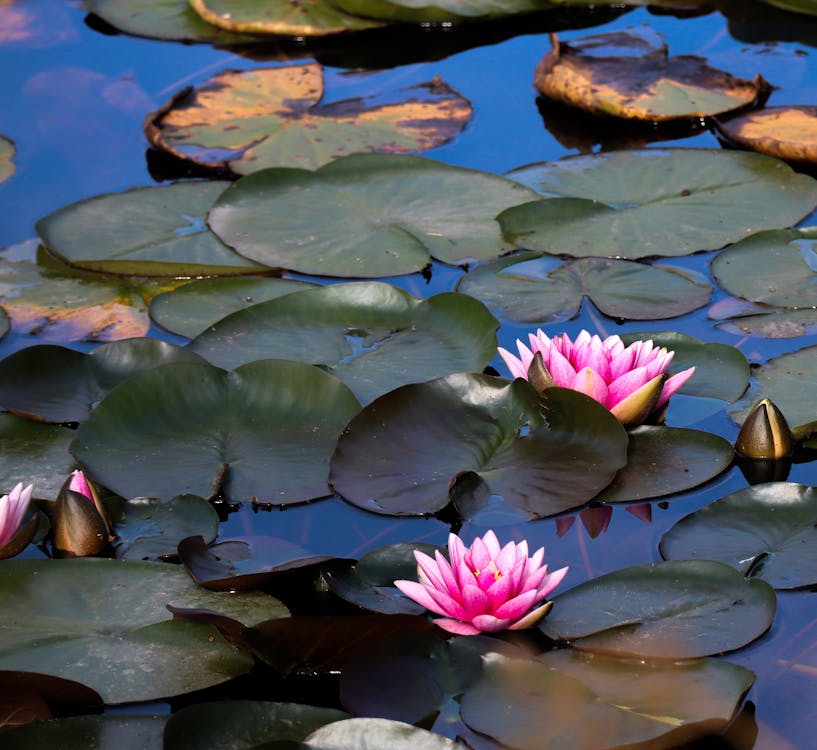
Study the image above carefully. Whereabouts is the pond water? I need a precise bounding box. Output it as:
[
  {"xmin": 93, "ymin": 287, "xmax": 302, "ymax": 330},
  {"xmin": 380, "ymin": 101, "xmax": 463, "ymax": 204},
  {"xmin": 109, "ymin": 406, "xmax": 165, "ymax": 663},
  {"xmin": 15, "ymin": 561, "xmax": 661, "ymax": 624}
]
[{"xmin": 3, "ymin": 0, "xmax": 817, "ymax": 747}]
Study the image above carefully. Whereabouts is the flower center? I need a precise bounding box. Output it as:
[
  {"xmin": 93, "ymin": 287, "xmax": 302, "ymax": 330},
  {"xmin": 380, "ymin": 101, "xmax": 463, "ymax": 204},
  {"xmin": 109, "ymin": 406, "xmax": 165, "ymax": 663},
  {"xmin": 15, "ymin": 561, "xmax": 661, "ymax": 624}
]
[{"xmin": 473, "ymin": 560, "xmax": 502, "ymax": 582}]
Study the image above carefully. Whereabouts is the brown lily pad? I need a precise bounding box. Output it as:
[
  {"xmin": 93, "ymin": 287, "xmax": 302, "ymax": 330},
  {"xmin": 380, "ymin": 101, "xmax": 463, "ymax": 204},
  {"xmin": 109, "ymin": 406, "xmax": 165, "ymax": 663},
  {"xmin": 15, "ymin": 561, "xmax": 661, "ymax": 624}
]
[
  {"xmin": 535, "ymin": 29, "xmax": 770, "ymax": 122},
  {"xmin": 145, "ymin": 64, "xmax": 472, "ymax": 175},
  {"xmin": 716, "ymin": 106, "xmax": 817, "ymax": 165}
]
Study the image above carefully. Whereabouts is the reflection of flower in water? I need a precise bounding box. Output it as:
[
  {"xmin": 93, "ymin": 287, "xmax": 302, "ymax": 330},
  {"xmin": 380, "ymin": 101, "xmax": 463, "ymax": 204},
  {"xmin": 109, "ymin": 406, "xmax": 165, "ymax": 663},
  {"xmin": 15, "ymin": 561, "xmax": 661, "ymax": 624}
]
[
  {"xmin": 556, "ymin": 503, "xmax": 652, "ymax": 539},
  {"xmin": 0, "ymin": 1, "xmax": 79, "ymax": 46},
  {"xmin": 395, "ymin": 530, "xmax": 567, "ymax": 635}
]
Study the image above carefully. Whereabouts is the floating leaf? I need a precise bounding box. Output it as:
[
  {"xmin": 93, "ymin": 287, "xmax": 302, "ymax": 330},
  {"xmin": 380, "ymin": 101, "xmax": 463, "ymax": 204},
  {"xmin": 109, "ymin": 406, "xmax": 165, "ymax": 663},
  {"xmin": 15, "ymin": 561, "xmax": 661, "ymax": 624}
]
[
  {"xmin": 458, "ymin": 253, "xmax": 711, "ymax": 323},
  {"xmin": 620, "ymin": 331, "xmax": 749, "ymax": 402},
  {"xmin": 661, "ymin": 483, "xmax": 817, "ymax": 589},
  {"xmin": 540, "ymin": 560, "xmax": 776, "ymax": 658},
  {"xmin": 188, "ymin": 282, "xmax": 499, "ymax": 404},
  {"xmin": 500, "ymin": 149, "xmax": 817, "ymax": 259},
  {"xmin": 36, "ymin": 182, "xmax": 265, "ymax": 276},
  {"xmin": 330, "ymin": 377, "xmax": 628, "ymax": 518},
  {"xmin": 0, "ymin": 558, "xmax": 288, "ymax": 703},
  {"xmin": 304, "ymin": 718, "xmax": 462, "ymax": 749},
  {"xmin": 146, "ymin": 65, "xmax": 471, "ymax": 175},
  {"xmin": 758, "ymin": 0, "xmax": 817, "ymax": 16},
  {"xmin": 595, "ymin": 426, "xmax": 734, "ymax": 503},
  {"xmin": 0, "ymin": 307, "xmax": 8, "ymax": 340},
  {"xmin": 715, "ymin": 308, "xmax": 817, "ymax": 338},
  {"xmin": 149, "ymin": 276, "xmax": 315, "ymax": 338},
  {"xmin": 0, "ymin": 339, "xmax": 205, "ymax": 423},
  {"xmin": 72, "ymin": 359, "xmax": 360, "ymax": 503},
  {"xmin": 189, "ymin": 0, "xmax": 382, "ymax": 35},
  {"xmin": 716, "ymin": 106, "xmax": 817, "ymax": 165},
  {"xmin": 327, "ymin": 0, "xmax": 542, "ymax": 22},
  {"xmin": 208, "ymin": 153, "xmax": 540, "ymax": 276},
  {"xmin": 535, "ymin": 30, "xmax": 769, "ymax": 122},
  {"xmin": 460, "ymin": 650, "xmax": 755, "ymax": 750},
  {"xmin": 1, "ymin": 715, "xmax": 167, "ymax": 750},
  {"xmin": 164, "ymin": 701, "xmax": 348, "ymax": 750},
  {"xmin": 0, "ymin": 134, "xmax": 14, "ymax": 184}
]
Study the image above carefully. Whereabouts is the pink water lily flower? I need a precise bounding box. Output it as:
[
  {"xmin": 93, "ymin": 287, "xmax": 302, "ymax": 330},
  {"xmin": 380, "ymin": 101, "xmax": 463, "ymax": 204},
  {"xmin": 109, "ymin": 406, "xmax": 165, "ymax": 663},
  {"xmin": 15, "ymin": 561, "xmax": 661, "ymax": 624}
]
[
  {"xmin": 498, "ymin": 329, "xmax": 695, "ymax": 427},
  {"xmin": 0, "ymin": 482, "xmax": 34, "ymax": 549},
  {"xmin": 395, "ymin": 531, "xmax": 568, "ymax": 636}
]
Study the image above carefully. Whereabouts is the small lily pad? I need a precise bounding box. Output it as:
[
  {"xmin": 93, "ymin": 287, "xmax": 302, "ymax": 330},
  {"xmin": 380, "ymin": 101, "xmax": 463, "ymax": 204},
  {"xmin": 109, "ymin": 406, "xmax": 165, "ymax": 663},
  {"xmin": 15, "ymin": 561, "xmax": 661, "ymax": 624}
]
[
  {"xmin": 208, "ymin": 153, "xmax": 540, "ymax": 276},
  {"xmin": 146, "ymin": 64, "xmax": 471, "ymax": 175},
  {"xmin": 540, "ymin": 560, "xmax": 777, "ymax": 658},
  {"xmin": 661, "ymin": 483, "xmax": 817, "ymax": 589},
  {"xmin": 715, "ymin": 308, "xmax": 817, "ymax": 338},
  {"xmin": 458, "ymin": 253, "xmax": 711, "ymax": 323},
  {"xmin": 716, "ymin": 106, "xmax": 817, "ymax": 165},
  {"xmin": 36, "ymin": 181, "xmax": 265, "ymax": 277},
  {"xmin": 188, "ymin": 282, "xmax": 499, "ymax": 404},
  {"xmin": 500, "ymin": 149, "xmax": 817, "ymax": 259},
  {"xmin": 0, "ymin": 135, "xmax": 14, "ymax": 184}
]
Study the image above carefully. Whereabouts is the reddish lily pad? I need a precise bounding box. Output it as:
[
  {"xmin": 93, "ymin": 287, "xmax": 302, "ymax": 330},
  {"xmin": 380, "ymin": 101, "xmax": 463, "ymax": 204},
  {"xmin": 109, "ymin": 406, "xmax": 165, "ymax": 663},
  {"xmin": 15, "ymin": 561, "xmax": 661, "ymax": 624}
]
[
  {"xmin": 716, "ymin": 106, "xmax": 817, "ymax": 165},
  {"xmin": 0, "ymin": 135, "xmax": 14, "ymax": 184},
  {"xmin": 535, "ymin": 30, "xmax": 769, "ymax": 122},
  {"xmin": 146, "ymin": 64, "xmax": 472, "ymax": 175},
  {"xmin": 0, "ymin": 672, "xmax": 101, "ymax": 732}
]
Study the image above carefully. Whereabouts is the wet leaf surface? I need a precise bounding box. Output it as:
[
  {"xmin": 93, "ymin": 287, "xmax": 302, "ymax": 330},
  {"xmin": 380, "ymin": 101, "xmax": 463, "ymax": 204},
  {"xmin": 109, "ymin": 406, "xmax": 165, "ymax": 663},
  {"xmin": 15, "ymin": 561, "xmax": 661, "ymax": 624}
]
[
  {"xmin": 1, "ymin": 714, "xmax": 167, "ymax": 749},
  {"xmin": 717, "ymin": 105, "xmax": 817, "ymax": 164}
]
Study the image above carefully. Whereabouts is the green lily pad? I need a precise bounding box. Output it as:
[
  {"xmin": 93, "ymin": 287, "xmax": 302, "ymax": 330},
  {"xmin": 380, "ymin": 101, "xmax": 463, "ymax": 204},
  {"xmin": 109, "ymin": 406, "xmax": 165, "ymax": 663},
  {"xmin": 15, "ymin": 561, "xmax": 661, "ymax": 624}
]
[
  {"xmin": 0, "ymin": 558, "xmax": 288, "ymax": 703},
  {"xmin": 0, "ymin": 135, "xmax": 14, "ymax": 184},
  {"xmin": 36, "ymin": 182, "xmax": 265, "ymax": 277},
  {"xmin": 188, "ymin": 282, "xmax": 499, "ymax": 404},
  {"xmin": 149, "ymin": 276, "xmax": 315, "ymax": 338},
  {"xmin": 164, "ymin": 701, "xmax": 348, "ymax": 750},
  {"xmin": 595, "ymin": 426, "xmax": 734, "ymax": 503},
  {"xmin": 207, "ymin": 153, "xmax": 540, "ymax": 276},
  {"xmin": 0, "ymin": 414, "xmax": 75, "ymax": 500},
  {"xmin": 460, "ymin": 650, "xmax": 755, "ymax": 750},
  {"xmin": 72, "ymin": 359, "xmax": 360, "ymax": 503},
  {"xmin": 499, "ymin": 149, "xmax": 817, "ymax": 259},
  {"xmin": 304, "ymin": 718, "xmax": 462, "ymax": 749},
  {"xmin": 620, "ymin": 331, "xmax": 749, "ymax": 402},
  {"xmin": 330, "ymin": 377, "xmax": 628, "ymax": 518},
  {"xmin": 458, "ymin": 253, "xmax": 711, "ymax": 323},
  {"xmin": 711, "ymin": 228, "xmax": 817, "ymax": 309},
  {"xmin": 326, "ymin": 0, "xmax": 543, "ymax": 23},
  {"xmin": 0, "ymin": 339, "xmax": 205, "ymax": 423},
  {"xmin": 759, "ymin": 0, "xmax": 817, "ymax": 16},
  {"xmin": 660, "ymin": 483, "xmax": 817, "ymax": 589},
  {"xmin": 1, "ymin": 715, "xmax": 167, "ymax": 750},
  {"xmin": 540, "ymin": 560, "xmax": 776, "ymax": 658},
  {"xmin": 106, "ymin": 495, "xmax": 220, "ymax": 561},
  {"xmin": 711, "ymin": 298, "xmax": 817, "ymax": 338},
  {"xmin": 0, "ymin": 307, "xmax": 8, "ymax": 340}
]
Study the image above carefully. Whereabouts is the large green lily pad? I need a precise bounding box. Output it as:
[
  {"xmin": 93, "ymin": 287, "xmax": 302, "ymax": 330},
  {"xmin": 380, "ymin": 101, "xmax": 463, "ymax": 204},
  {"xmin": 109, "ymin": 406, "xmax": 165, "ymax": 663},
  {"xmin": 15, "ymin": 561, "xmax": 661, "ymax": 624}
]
[
  {"xmin": 620, "ymin": 331, "xmax": 749, "ymax": 402},
  {"xmin": 1, "ymin": 715, "xmax": 167, "ymax": 750},
  {"xmin": 595, "ymin": 426, "xmax": 734, "ymax": 503},
  {"xmin": 0, "ymin": 339, "xmax": 205, "ymax": 423},
  {"xmin": 330, "ymin": 377, "xmax": 628, "ymax": 518},
  {"xmin": 460, "ymin": 650, "xmax": 754, "ymax": 750},
  {"xmin": 540, "ymin": 560, "xmax": 777, "ymax": 658},
  {"xmin": 327, "ymin": 0, "xmax": 544, "ymax": 23},
  {"xmin": 458, "ymin": 253, "xmax": 711, "ymax": 323},
  {"xmin": 188, "ymin": 282, "xmax": 499, "ymax": 404},
  {"xmin": 147, "ymin": 65, "xmax": 471, "ymax": 175},
  {"xmin": 660, "ymin": 483, "xmax": 817, "ymax": 589},
  {"xmin": 72, "ymin": 359, "xmax": 360, "ymax": 503},
  {"xmin": 0, "ymin": 558, "xmax": 288, "ymax": 703},
  {"xmin": 499, "ymin": 149, "xmax": 817, "ymax": 259},
  {"xmin": 0, "ymin": 135, "xmax": 14, "ymax": 184},
  {"xmin": 207, "ymin": 153, "xmax": 540, "ymax": 276},
  {"xmin": 36, "ymin": 182, "xmax": 265, "ymax": 277},
  {"xmin": 149, "ymin": 276, "xmax": 315, "ymax": 338}
]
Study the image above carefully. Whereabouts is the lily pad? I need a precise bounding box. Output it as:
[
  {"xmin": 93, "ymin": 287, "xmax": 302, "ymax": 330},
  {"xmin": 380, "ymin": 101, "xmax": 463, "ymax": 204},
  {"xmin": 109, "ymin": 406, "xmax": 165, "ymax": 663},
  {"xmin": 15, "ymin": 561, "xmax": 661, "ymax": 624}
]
[
  {"xmin": 207, "ymin": 153, "xmax": 540, "ymax": 276},
  {"xmin": 107, "ymin": 495, "xmax": 220, "ymax": 560},
  {"xmin": 327, "ymin": 0, "xmax": 542, "ymax": 23},
  {"xmin": 458, "ymin": 253, "xmax": 711, "ymax": 323},
  {"xmin": 304, "ymin": 718, "xmax": 462, "ymax": 749},
  {"xmin": 0, "ymin": 135, "xmax": 14, "ymax": 184},
  {"xmin": 460, "ymin": 650, "xmax": 755, "ymax": 750},
  {"xmin": 36, "ymin": 181, "xmax": 265, "ymax": 276},
  {"xmin": 188, "ymin": 282, "xmax": 499, "ymax": 404},
  {"xmin": 535, "ymin": 30, "xmax": 769, "ymax": 122},
  {"xmin": 660, "ymin": 483, "xmax": 817, "ymax": 589},
  {"xmin": 0, "ymin": 414, "xmax": 75, "ymax": 500},
  {"xmin": 759, "ymin": 0, "xmax": 817, "ymax": 16},
  {"xmin": 149, "ymin": 276, "xmax": 315, "ymax": 338},
  {"xmin": 715, "ymin": 308, "xmax": 817, "ymax": 338},
  {"xmin": 1, "ymin": 715, "xmax": 167, "ymax": 750},
  {"xmin": 71, "ymin": 359, "xmax": 360, "ymax": 503},
  {"xmin": 164, "ymin": 701, "xmax": 348, "ymax": 750},
  {"xmin": 330, "ymin": 377, "xmax": 628, "ymax": 518},
  {"xmin": 0, "ymin": 338, "xmax": 205, "ymax": 423},
  {"xmin": 595, "ymin": 426, "xmax": 734, "ymax": 503},
  {"xmin": 500, "ymin": 149, "xmax": 817, "ymax": 259},
  {"xmin": 540, "ymin": 560, "xmax": 777, "ymax": 658},
  {"xmin": 189, "ymin": 0, "xmax": 382, "ymax": 36},
  {"xmin": 0, "ymin": 558, "xmax": 288, "ymax": 703},
  {"xmin": 620, "ymin": 331, "xmax": 749, "ymax": 402},
  {"xmin": 716, "ymin": 106, "xmax": 817, "ymax": 165},
  {"xmin": 0, "ymin": 307, "xmax": 8, "ymax": 340},
  {"xmin": 146, "ymin": 64, "xmax": 470, "ymax": 175}
]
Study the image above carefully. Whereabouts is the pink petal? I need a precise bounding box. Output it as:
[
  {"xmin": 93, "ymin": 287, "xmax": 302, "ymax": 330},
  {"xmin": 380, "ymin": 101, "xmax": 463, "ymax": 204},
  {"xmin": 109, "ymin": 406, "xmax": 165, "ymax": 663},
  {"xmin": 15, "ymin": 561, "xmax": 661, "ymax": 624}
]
[
  {"xmin": 414, "ymin": 551, "xmax": 446, "ymax": 591},
  {"xmin": 433, "ymin": 618, "xmax": 482, "ymax": 636},
  {"xmin": 394, "ymin": 580, "xmax": 452, "ymax": 618},
  {"xmin": 529, "ymin": 329, "xmax": 553, "ymax": 357},
  {"xmin": 571, "ymin": 367, "xmax": 610, "ymax": 406},
  {"xmin": 537, "ymin": 566, "xmax": 569, "ymax": 600},
  {"xmin": 494, "ymin": 588, "xmax": 538, "ymax": 620},
  {"xmin": 485, "ymin": 572, "xmax": 514, "ymax": 611},
  {"xmin": 461, "ymin": 583, "xmax": 491, "ymax": 617},
  {"xmin": 469, "ymin": 536, "xmax": 492, "ymax": 572},
  {"xmin": 609, "ymin": 346, "xmax": 637, "ymax": 380},
  {"xmin": 471, "ymin": 614, "xmax": 511, "ymax": 632},
  {"xmin": 482, "ymin": 530, "xmax": 501, "ymax": 560},
  {"xmin": 574, "ymin": 340, "xmax": 611, "ymax": 382},
  {"xmin": 69, "ymin": 470, "xmax": 93, "ymax": 500},
  {"xmin": 433, "ymin": 550, "xmax": 462, "ymax": 600},
  {"xmin": 426, "ymin": 585, "xmax": 470, "ymax": 620},
  {"xmin": 448, "ymin": 533, "xmax": 467, "ymax": 586},
  {"xmin": 607, "ymin": 365, "xmax": 651, "ymax": 408},
  {"xmin": 546, "ymin": 346, "xmax": 578, "ymax": 387},
  {"xmin": 495, "ymin": 539, "xmax": 518, "ymax": 572},
  {"xmin": 498, "ymin": 345, "xmax": 531, "ymax": 381},
  {"xmin": 657, "ymin": 366, "xmax": 695, "ymax": 408}
]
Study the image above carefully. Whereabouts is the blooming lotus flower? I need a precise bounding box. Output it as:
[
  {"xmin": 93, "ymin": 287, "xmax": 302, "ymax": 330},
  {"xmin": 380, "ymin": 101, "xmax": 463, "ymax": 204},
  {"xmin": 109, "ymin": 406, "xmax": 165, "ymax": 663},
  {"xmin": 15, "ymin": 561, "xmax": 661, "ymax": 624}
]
[
  {"xmin": 0, "ymin": 482, "xmax": 34, "ymax": 551},
  {"xmin": 498, "ymin": 329, "xmax": 695, "ymax": 427},
  {"xmin": 395, "ymin": 531, "xmax": 568, "ymax": 636}
]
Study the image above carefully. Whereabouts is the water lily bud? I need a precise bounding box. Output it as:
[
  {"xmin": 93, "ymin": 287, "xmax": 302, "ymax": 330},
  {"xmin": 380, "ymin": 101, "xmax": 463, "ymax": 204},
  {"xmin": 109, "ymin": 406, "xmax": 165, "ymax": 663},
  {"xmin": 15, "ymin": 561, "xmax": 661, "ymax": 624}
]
[
  {"xmin": 52, "ymin": 471, "xmax": 113, "ymax": 557},
  {"xmin": 735, "ymin": 399, "xmax": 794, "ymax": 459},
  {"xmin": 0, "ymin": 482, "xmax": 37, "ymax": 560}
]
